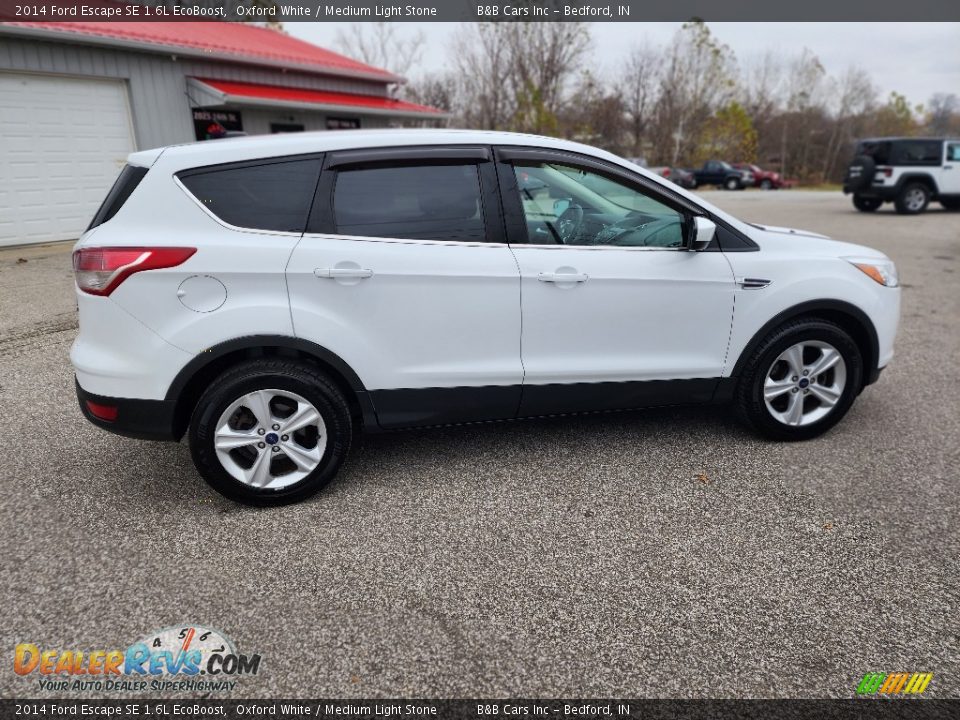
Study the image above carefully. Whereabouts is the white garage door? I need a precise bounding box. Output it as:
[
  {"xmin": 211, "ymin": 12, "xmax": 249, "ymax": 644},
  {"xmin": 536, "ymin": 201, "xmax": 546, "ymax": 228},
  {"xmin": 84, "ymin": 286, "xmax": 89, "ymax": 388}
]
[{"xmin": 0, "ymin": 73, "xmax": 137, "ymax": 247}]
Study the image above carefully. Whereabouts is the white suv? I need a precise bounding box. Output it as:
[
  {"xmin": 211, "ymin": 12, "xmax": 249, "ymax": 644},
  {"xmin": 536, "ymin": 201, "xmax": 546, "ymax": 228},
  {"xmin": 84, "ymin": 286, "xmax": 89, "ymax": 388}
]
[
  {"xmin": 844, "ymin": 136, "xmax": 960, "ymax": 213},
  {"xmin": 72, "ymin": 130, "xmax": 901, "ymax": 505}
]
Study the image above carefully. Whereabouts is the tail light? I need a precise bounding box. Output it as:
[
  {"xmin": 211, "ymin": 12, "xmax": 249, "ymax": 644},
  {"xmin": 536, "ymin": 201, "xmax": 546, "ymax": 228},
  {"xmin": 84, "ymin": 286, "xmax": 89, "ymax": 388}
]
[
  {"xmin": 73, "ymin": 247, "xmax": 196, "ymax": 296},
  {"xmin": 85, "ymin": 400, "xmax": 118, "ymax": 422},
  {"xmin": 879, "ymin": 167, "xmax": 893, "ymax": 178}
]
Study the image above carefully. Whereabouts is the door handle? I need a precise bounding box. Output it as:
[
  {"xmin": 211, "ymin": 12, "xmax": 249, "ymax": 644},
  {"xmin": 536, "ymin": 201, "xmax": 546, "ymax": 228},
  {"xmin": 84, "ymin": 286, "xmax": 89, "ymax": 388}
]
[
  {"xmin": 538, "ymin": 272, "xmax": 588, "ymax": 283},
  {"xmin": 314, "ymin": 267, "xmax": 374, "ymax": 279}
]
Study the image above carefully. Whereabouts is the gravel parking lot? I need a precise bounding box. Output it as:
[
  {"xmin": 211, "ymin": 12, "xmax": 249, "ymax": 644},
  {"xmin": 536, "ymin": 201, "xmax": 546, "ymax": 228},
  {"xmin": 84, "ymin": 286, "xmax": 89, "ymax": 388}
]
[{"xmin": 1, "ymin": 191, "xmax": 957, "ymax": 699}]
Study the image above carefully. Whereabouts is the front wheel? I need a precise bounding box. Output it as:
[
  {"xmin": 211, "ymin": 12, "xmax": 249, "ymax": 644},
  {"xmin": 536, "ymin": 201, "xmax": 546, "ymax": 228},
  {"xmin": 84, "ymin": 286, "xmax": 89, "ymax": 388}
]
[
  {"xmin": 853, "ymin": 195, "xmax": 883, "ymax": 212},
  {"xmin": 760, "ymin": 179, "xmax": 773, "ymax": 190},
  {"xmin": 189, "ymin": 359, "xmax": 352, "ymax": 505},
  {"xmin": 735, "ymin": 319, "xmax": 863, "ymax": 441}
]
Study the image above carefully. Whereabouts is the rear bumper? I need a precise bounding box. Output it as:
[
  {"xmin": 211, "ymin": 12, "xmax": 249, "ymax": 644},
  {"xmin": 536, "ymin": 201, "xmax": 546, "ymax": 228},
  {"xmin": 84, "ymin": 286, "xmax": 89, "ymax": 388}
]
[{"xmin": 76, "ymin": 378, "xmax": 178, "ymax": 441}]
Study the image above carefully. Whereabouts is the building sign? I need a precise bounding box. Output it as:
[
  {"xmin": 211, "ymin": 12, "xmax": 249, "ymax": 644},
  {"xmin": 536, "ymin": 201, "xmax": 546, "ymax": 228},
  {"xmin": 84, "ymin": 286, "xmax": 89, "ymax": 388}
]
[
  {"xmin": 193, "ymin": 110, "xmax": 244, "ymax": 140},
  {"xmin": 327, "ymin": 117, "xmax": 361, "ymax": 130}
]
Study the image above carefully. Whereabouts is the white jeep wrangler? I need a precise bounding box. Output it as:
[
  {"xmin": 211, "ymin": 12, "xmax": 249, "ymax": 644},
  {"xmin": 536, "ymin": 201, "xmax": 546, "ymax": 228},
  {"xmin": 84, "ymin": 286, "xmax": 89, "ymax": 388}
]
[{"xmin": 844, "ymin": 137, "xmax": 960, "ymax": 214}]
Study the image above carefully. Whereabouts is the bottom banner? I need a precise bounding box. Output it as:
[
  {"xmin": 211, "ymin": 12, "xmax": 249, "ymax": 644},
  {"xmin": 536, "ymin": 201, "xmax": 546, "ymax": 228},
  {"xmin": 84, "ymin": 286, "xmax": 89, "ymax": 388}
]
[{"xmin": 2, "ymin": 700, "xmax": 958, "ymax": 720}]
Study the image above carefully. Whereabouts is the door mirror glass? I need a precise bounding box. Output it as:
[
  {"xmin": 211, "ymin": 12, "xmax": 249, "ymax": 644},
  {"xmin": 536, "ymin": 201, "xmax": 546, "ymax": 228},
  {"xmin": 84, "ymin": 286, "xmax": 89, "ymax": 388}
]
[{"xmin": 691, "ymin": 216, "xmax": 717, "ymax": 251}]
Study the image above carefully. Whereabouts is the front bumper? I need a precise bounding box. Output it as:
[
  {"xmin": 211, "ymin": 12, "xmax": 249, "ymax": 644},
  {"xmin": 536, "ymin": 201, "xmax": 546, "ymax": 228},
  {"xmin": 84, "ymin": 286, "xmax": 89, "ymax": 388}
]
[{"xmin": 76, "ymin": 378, "xmax": 178, "ymax": 441}]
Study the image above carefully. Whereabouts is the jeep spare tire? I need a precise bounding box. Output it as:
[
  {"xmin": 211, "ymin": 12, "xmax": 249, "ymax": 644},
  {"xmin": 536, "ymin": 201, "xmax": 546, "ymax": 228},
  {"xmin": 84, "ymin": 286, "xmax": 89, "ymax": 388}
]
[{"xmin": 845, "ymin": 154, "xmax": 876, "ymax": 192}]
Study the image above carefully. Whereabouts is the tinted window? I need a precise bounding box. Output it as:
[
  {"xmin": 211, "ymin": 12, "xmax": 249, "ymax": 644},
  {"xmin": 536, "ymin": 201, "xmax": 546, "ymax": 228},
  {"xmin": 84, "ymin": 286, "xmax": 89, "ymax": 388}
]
[
  {"xmin": 333, "ymin": 164, "xmax": 484, "ymax": 241},
  {"xmin": 948, "ymin": 143, "xmax": 960, "ymax": 162},
  {"xmin": 179, "ymin": 159, "xmax": 320, "ymax": 232},
  {"xmin": 88, "ymin": 164, "xmax": 148, "ymax": 231},
  {"xmin": 890, "ymin": 140, "xmax": 942, "ymax": 166},
  {"xmin": 513, "ymin": 163, "xmax": 685, "ymax": 248}
]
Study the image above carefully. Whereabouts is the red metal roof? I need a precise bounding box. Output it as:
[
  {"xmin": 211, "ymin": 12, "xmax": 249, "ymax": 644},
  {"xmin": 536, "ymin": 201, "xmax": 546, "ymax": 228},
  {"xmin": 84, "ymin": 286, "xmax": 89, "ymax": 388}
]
[
  {"xmin": 0, "ymin": 21, "xmax": 399, "ymax": 82},
  {"xmin": 194, "ymin": 78, "xmax": 445, "ymax": 116}
]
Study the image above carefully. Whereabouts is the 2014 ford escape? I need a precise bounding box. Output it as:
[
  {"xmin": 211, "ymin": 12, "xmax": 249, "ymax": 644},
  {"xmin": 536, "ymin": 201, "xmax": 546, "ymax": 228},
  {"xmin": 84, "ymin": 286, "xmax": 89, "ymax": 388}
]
[{"xmin": 72, "ymin": 130, "xmax": 901, "ymax": 505}]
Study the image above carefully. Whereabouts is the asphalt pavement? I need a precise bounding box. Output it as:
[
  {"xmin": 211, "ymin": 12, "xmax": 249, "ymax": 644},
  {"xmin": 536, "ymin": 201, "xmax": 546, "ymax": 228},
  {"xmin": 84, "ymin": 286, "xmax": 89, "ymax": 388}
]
[{"xmin": 0, "ymin": 191, "xmax": 957, "ymax": 699}]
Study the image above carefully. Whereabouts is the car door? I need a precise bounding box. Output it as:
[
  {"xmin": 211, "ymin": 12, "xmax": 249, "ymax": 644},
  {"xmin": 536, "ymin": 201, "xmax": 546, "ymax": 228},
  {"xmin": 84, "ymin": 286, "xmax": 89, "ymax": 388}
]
[
  {"xmin": 495, "ymin": 147, "xmax": 737, "ymax": 417},
  {"xmin": 703, "ymin": 161, "xmax": 723, "ymax": 185},
  {"xmin": 287, "ymin": 146, "xmax": 522, "ymax": 428},
  {"xmin": 941, "ymin": 141, "xmax": 960, "ymax": 195}
]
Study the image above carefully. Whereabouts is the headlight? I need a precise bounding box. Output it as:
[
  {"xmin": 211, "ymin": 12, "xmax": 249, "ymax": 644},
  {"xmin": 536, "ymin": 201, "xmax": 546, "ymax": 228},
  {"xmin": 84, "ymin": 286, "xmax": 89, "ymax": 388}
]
[{"xmin": 846, "ymin": 257, "xmax": 899, "ymax": 287}]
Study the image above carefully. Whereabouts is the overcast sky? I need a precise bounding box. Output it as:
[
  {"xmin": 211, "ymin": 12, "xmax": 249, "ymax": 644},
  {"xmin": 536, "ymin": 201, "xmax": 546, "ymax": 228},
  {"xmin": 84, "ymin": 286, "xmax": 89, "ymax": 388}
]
[{"xmin": 287, "ymin": 22, "xmax": 960, "ymax": 106}]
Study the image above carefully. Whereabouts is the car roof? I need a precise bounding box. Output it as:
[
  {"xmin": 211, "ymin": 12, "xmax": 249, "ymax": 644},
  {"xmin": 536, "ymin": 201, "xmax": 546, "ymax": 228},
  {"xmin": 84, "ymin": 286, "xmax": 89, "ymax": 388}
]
[
  {"xmin": 857, "ymin": 136, "xmax": 955, "ymax": 143},
  {"xmin": 130, "ymin": 128, "xmax": 623, "ymax": 171}
]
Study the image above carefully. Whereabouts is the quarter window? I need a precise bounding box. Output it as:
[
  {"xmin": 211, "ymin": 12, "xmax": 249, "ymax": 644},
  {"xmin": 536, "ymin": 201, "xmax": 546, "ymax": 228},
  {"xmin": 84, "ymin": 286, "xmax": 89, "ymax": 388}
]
[
  {"xmin": 332, "ymin": 164, "xmax": 485, "ymax": 241},
  {"xmin": 512, "ymin": 163, "xmax": 686, "ymax": 248},
  {"xmin": 179, "ymin": 159, "xmax": 321, "ymax": 233}
]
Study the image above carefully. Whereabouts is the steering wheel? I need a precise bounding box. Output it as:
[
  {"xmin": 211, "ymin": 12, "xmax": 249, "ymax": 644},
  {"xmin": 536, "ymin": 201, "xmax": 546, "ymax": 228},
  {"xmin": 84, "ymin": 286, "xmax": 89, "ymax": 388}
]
[{"xmin": 555, "ymin": 203, "xmax": 584, "ymax": 244}]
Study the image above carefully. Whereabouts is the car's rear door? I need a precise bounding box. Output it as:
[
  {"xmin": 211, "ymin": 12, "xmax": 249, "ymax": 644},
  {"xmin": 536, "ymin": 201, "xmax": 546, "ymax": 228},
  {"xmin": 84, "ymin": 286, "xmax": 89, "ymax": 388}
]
[
  {"xmin": 287, "ymin": 146, "xmax": 522, "ymax": 428},
  {"xmin": 495, "ymin": 147, "xmax": 737, "ymax": 417}
]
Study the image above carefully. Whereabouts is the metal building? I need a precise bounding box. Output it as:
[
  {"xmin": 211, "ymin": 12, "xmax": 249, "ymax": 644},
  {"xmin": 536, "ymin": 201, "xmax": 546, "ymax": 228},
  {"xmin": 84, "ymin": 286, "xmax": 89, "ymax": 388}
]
[{"xmin": 0, "ymin": 22, "xmax": 446, "ymax": 246}]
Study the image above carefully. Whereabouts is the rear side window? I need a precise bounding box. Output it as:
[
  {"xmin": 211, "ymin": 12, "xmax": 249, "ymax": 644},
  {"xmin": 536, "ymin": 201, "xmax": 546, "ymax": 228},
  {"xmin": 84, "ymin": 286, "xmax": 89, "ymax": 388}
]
[
  {"xmin": 179, "ymin": 159, "xmax": 321, "ymax": 232},
  {"xmin": 890, "ymin": 140, "xmax": 942, "ymax": 166},
  {"xmin": 332, "ymin": 164, "xmax": 485, "ymax": 241},
  {"xmin": 87, "ymin": 164, "xmax": 148, "ymax": 231}
]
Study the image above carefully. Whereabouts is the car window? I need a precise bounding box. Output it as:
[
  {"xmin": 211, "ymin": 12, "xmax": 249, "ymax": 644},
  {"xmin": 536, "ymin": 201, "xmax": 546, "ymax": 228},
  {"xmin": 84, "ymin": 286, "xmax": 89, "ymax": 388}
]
[
  {"xmin": 332, "ymin": 164, "xmax": 485, "ymax": 241},
  {"xmin": 88, "ymin": 164, "xmax": 148, "ymax": 231},
  {"xmin": 512, "ymin": 162, "xmax": 685, "ymax": 248},
  {"xmin": 179, "ymin": 159, "xmax": 320, "ymax": 232},
  {"xmin": 890, "ymin": 140, "xmax": 942, "ymax": 166},
  {"xmin": 947, "ymin": 143, "xmax": 960, "ymax": 162}
]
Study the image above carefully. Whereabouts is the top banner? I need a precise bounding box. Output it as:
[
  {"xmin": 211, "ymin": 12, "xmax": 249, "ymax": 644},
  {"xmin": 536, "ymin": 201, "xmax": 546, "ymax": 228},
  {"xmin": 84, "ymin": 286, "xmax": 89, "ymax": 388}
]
[{"xmin": 1, "ymin": 0, "xmax": 958, "ymax": 22}]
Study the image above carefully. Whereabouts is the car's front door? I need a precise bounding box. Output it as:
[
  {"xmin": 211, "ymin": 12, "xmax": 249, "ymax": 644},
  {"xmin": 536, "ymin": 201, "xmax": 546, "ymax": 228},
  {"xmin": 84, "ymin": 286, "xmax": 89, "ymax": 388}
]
[
  {"xmin": 496, "ymin": 148, "xmax": 737, "ymax": 417},
  {"xmin": 287, "ymin": 147, "xmax": 522, "ymax": 428}
]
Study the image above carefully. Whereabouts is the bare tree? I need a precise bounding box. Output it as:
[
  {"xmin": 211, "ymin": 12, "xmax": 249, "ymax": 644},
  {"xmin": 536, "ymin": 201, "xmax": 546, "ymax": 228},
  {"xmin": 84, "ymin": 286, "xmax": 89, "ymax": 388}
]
[
  {"xmin": 452, "ymin": 22, "xmax": 590, "ymax": 134},
  {"xmin": 655, "ymin": 21, "xmax": 737, "ymax": 164},
  {"xmin": 335, "ymin": 22, "xmax": 425, "ymax": 79},
  {"xmin": 619, "ymin": 44, "xmax": 662, "ymax": 158},
  {"xmin": 926, "ymin": 93, "xmax": 960, "ymax": 135},
  {"xmin": 821, "ymin": 66, "xmax": 876, "ymax": 181}
]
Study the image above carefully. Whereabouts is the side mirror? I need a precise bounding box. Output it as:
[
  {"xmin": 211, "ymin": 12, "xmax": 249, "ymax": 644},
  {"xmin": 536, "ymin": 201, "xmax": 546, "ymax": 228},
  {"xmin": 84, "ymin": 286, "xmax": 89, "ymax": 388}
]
[{"xmin": 690, "ymin": 216, "xmax": 717, "ymax": 251}]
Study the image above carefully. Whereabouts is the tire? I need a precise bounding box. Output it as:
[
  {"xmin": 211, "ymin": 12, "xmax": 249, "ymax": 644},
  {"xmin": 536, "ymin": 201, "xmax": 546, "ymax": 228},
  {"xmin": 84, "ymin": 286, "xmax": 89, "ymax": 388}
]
[
  {"xmin": 189, "ymin": 359, "xmax": 352, "ymax": 505},
  {"xmin": 894, "ymin": 182, "xmax": 930, "ymax": 214},
  {"xmin": 734, "ymin": 318, "xmax": 864, "ymax": 441},
  {"xmin": 760, "ymin": 179, "xmax": 773, "ymax": 190},
  {"xmin": 725, "ymin": 177, "xmax": 740, "ymax": 190},
  {"xmin": 941, "ymin": 198, "xmax": 960, "ymax": 211},
  {"xmin": 844, "ymin": 154, "xmax": 876, "ymax": 193},
  {"xmin": 853, "ymin": 195, "xmax": 883, "ymax": 212}
]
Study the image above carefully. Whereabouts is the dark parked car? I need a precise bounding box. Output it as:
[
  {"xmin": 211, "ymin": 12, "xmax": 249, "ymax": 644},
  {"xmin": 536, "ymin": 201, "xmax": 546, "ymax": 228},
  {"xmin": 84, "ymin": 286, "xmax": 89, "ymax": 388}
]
[
  {"xmin": 648, "ymin": 166, "xmax": 697, "ymax": 189},
  {"xmin": 690, "ymin": 160, "xmax": 752, "ymax": 190},
  {"xmin": 733, "ymin": 163, "xmax": 783, "ymax": 190}
]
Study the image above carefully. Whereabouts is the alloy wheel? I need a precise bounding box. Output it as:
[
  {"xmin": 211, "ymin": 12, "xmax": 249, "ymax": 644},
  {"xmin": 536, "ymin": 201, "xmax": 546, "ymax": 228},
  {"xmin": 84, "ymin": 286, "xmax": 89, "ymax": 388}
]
[
  {"xmin": 213, "ymin": 389, "xmax": 327, "ymax": 489},
  {"xmin": 763, "ymin": 341, "xmax": 847, "ymax": 427}
]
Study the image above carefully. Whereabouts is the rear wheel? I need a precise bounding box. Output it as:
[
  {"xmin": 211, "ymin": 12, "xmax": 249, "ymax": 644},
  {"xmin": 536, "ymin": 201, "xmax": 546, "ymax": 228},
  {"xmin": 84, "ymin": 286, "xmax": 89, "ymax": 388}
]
[
  {"xmin": 725, "ymin": 177, "xmax": 740, "ymax": 190},
  {"xmin": 894, "ymin": 182, "xmax": 930, "ymax": 214},
  {"xmin": 735, "ymin": 319, "xmax": 863, "ymax": 441},
  {"xmin": 853, "ymin": 195, "xmax": 883, "ymax": 212},
  {"xmin": 189, "ymin": 359, "xmax": 352, "ymax": 505},
  {"xmin": 760, "ymin": 178, "xmax": 773, "ymax": 190}
]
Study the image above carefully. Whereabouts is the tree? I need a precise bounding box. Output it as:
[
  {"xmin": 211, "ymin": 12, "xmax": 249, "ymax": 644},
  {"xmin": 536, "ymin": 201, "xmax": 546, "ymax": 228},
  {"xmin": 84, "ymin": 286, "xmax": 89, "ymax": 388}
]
[
  {"xmin": 335, "ymin": 22, "xmax": 425, "ymax": 79},
  {"xmin": 870, "ymin": 91, "xmax": 920, "ymax": 137},
  {"xmin": 619, "ymin": 44, "xmax": 662, "ymax": 159},
  {"xmin": 697, "ymin": 102, "xmax": 758, "ymax": 165},
  {"xmin": 654, "ymin": 21, "xmax": 737, "ymax": 165},
  {"xmin": 925, "ymin": 93, "xmax": 960, "ymax": 135}
]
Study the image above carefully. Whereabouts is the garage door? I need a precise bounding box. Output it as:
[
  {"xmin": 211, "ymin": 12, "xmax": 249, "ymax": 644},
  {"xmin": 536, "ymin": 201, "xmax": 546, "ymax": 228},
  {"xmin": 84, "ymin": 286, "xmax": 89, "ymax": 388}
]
[{"xmin": 0, "ymin": 73, "xmax": 137, "ymax": 247}]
